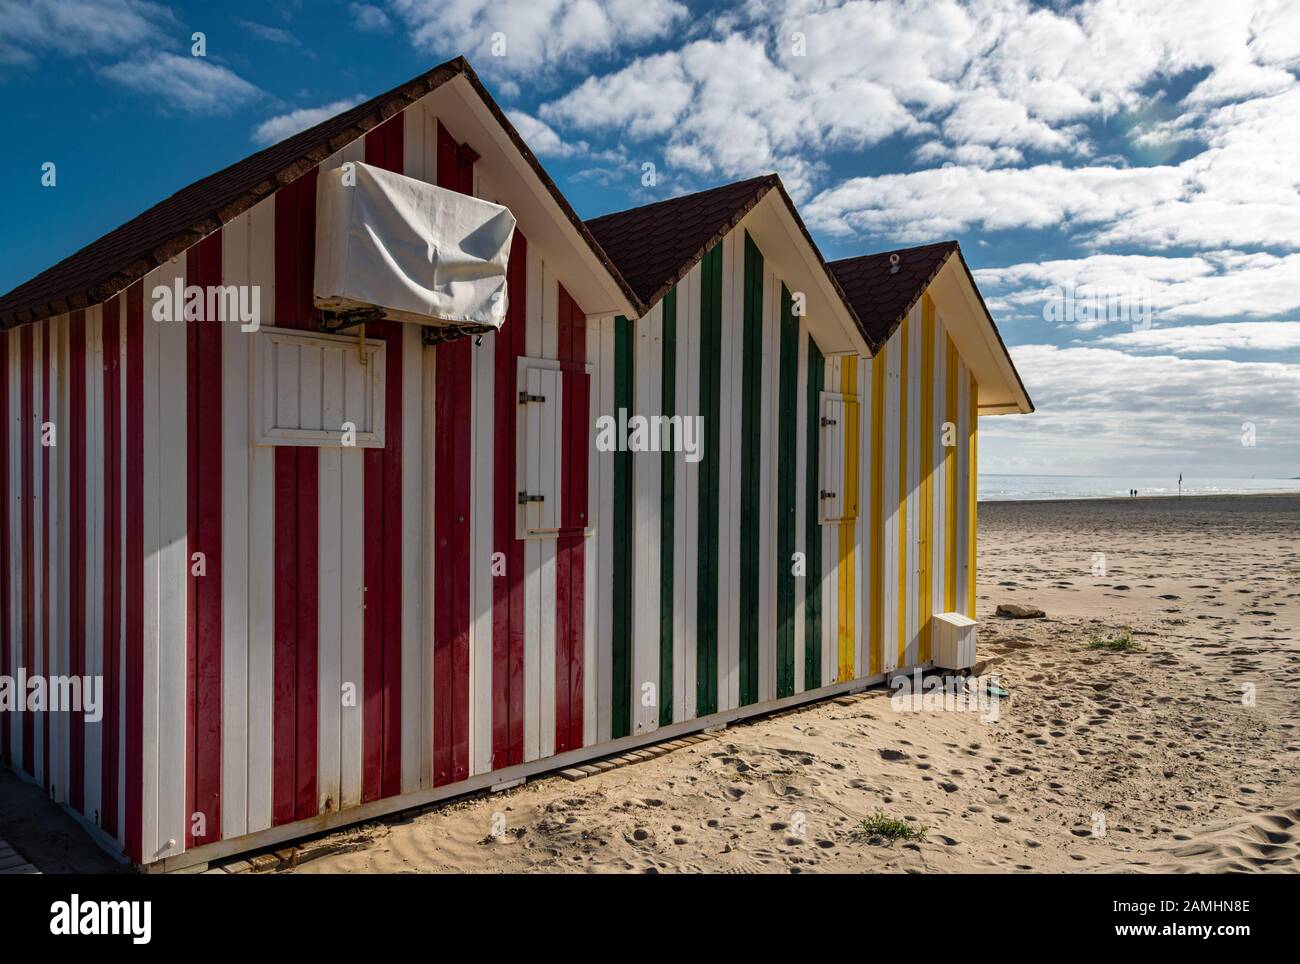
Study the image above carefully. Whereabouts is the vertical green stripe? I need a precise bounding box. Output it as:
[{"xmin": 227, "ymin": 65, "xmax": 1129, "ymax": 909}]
[
  {"xmin": 738, "ymin": 233, "xmax": 763, "ymax": 706},
  {"xmin": 658, "ymin": 287, "xmax": 677, "ymax": 726},
  {"xmin": 612, "ymin": 315, "xmax": 633, "ymax": 738},
  {"xmin": 804, "ymin": 336, "xmax": 824, "ymax": 690},
  {"xmin": 776, "ymin": 284, "xmax": 798, "ymax": 699},
  {"xmin": 696, "ymin": 244, "xmax": 722, "ymax": 717}
]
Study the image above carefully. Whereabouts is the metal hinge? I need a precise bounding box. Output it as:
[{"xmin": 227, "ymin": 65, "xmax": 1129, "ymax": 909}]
[
  {"xmin": 518, "ymin": 392, "xmax": 546, "ymax": 404},
  {"xmin": 517, "ymin": 492, "xmax": 545, "ymax": 505},
  {"xmin": 819, "ymin": 490, "xmax": 836, "ymax": 500},
  {"xmin": 820, "ymin": 416, "xmax": 837, "ymax": 427}
]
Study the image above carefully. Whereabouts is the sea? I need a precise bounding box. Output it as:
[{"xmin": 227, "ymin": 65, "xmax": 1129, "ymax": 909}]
[{"xmin": 979, "ymin": 475, "xmax": 1300, "ymax": 502}]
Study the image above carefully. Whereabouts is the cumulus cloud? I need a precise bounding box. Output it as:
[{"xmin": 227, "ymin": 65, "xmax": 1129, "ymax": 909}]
[
  {"xmin": 101, "ymin": 51, "xmax": 261, "ymax": 114},
  {"xmin": 349, "ymin": 3, "xmax": 392, "ymax": 32},
  {"xmin": 0, "ymin": 0, "xmax": 174, "ymax": 65},
  {"xmin": 1093, "ymin": 321, "xmax": 1300, "ymax": 355},
  {"xmin": 535, "ymin": 0, "xmax": 1300, "ymax": 219},
  {"xmin": 980, "ymin": 344, "xmax": 1300, "ymax": 476},
  {"xmin": 975, "ymin": 252, "xmax": 1300, "ymax": 328},
  {"xmin": 507, "ymin": 109, "xmax": 586, "ymax": 158},
  {"xmin": 251, "ymin": 96, "xmax": 366, "ymax": 144},
  {"xmin": 235, "ymin": 19, "xmax": 301, "ymax": 46},
  {"xmin": 387, "ymin": 0, "xmax": 688, "ymax": 73}
]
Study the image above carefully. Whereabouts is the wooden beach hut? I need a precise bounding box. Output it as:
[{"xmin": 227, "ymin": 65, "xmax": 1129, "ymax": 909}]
[{"xmin": 0, "ymin": 56, "xmax": 1031, "ymax": 870}]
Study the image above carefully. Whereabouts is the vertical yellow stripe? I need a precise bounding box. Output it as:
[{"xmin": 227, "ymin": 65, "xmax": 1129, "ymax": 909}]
[
  {"xmin": 919, "ymin": 297, "xmax": 935, "ymax": 663},
  {"xmin": 869, "ymin": 350, "xmax": 884, "ymax": 675},
  {"xmin": 895, "ymin": 312, "xmax": 909, "ymax": 666},
  {"xmin": 944, "ymin": 337, "xmax": 957, "ymax": 612},
  {"xmin": 837, "ymin": 356, "xmax": 857, "ymax": 681},
  {"xmin": 967, "ymin": 376, "xmax": 979, "ymax": 617}
]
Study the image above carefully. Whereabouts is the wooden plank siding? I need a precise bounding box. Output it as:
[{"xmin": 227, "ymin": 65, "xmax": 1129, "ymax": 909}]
[{"xmin": 0, "ymin": 92, "xmax": 999, "ymax": 870}]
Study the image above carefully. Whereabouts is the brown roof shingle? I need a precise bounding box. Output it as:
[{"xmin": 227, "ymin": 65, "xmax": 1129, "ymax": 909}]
[
  {"xmin": 0, "ymin": 56, "xmax": 641, "ymax": 329},
  {"xmin": 586, "ymin": 174, "xmax": 865, "ymax": 345},
  {"xmin": 585, "ymin": 175, "xmax": 777, "ymax": 312},
  {"xmin": 828, "ymin": 240, "xmax": 958, "ymax": 346},
  {"xmin": 831, "ymin": 240, "xmax": 1033, "ymax": 411}
]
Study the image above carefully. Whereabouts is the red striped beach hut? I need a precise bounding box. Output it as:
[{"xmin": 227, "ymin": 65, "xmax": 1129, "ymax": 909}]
[{"xmin": 0, "ymin": 56, "xmax": 1032, "ymax": 870}]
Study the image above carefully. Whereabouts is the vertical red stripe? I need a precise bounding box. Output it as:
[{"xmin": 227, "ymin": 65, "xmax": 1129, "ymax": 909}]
[
  {"xmin": 41, "ymin": 320, "xmax": 51, "ymax": 791},
  {"xmin": 433, "ymin": 120, "xmax": 471, "ymax": 785},
  {"xmin": 101, "ymin": 296, "xmax": 122, "ymax": 837},
  {"xmin": 556, "ymin": 288, "xmax": 587, "ymax": 753},
  {"xmin": 360, "ymin": 116, "xmax": 406, "ymax": 801},
  {"xmin": 68, "ymin": 312, "xmax": 85, "ymax": 811},
  {"xmin": 186, "ymin": 235, "xmax": 222, "ymax": 845},
  {"xmin": 433, "ymin": 337, "xmax": 470, "ymax": 785},
  {"xmin": 20, "ymin": 324, "xmax": 34, "ymax": 775},
  {"xmin": 272, "ymin": 171, "xmax": 321, "ymax": 823},
  {"xmin": 492, "ymin": 230, "xmax": 527, "ymax": 769},
  {"xmin": 125, "ymin": 283, "xmax": 145, "ymax": 862},
  {"xmin": 294, "ymin": 448, "xmax": 319, "ymax": 817},
  {"xmin": 273, "ymin": 448, "xmax": 299, "ymax": 824}
]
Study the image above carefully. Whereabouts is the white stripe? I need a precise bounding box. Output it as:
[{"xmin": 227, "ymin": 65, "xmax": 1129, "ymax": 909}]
[
  {"xmin": 680, "ymin": 266, "xmax": 700, "ymax": 721},
  {"xmin": 670, "ymin": 279, "xmax": 689, "ymax": 722},
  {"xmin": 793, "ymin": 322, "xmax": 808, "ymax": 693},
  {"xmin": 153, "ymin": 255, "xmax": 187, "ymax": 858},
  {"xmin": 32, "ymin": 322, "xmax": 44, "ymax": 788},
  {"xmin": 882, "ymin": 330, "xmax": 900, "ymax": 673},
  {"xmin": 469, "ymin": 330, "xmax": 493, "ymax": 776},
  {"xmin": 595, "ymin": 314, "xmax": 614, "ymax": 742},
  {"xmin": 632, "ymin": 302, "xmax": 661, "ymax": 734},
  {"xmin": 522, "ymin": 243, "xmax": 543, "ymax": 761},
  {"xmin": 537, "ymin": 266, "xmax": 558, "ymax": 758}
]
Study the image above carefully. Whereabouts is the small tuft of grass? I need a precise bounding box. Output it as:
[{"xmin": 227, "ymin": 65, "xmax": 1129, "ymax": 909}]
[
  {"xmin": 1086, "ymin": 630, "xmax": 1144, "ymax": 652},
  {"xmin": 858, "ymin": 812, "xmax": 927, "ymax": 842}
]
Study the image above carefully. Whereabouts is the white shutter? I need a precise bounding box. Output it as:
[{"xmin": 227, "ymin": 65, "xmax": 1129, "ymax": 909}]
[
  {"xmin": 520, "ymin": 364, "xmax": 562, "ymax": 534},
  {"xmin": 252, "ymin": 326, "xmax": 385, "ymax": 447},
  {"xmin": 819, "ymin": 392, "xmax": 860, "ymax": 523}
]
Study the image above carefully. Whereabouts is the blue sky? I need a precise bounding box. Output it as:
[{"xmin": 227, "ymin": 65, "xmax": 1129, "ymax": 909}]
[{"xmin": 2, "ymin": 0, "xmax": 1298, "ymax": 479}]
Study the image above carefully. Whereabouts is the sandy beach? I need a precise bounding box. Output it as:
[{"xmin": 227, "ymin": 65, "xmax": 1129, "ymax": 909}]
[{"xmin": 278, "ymin": 493, "xmax": 1300, "ymax": 874}]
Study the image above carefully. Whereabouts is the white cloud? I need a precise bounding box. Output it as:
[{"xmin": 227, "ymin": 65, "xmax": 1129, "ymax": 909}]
[
  {"xmin": 251, "ymin": 96, "xmax": 366, "ymax": 144},
  {"xmin": 236, "ymin": 19, "xmax": 301, "ymax": 47},
  {"xmin": 507, "ymin": 109, "xmax": 585, "ymax": 158},
  {"xmin": 101, "ymin": 51, "xmax": 261, "ymax": 114},
  {"xmin": 1094, "ymin": 321, "xmax": 1300, "ymax": 354},
  {"xmin": 804, "ymin": 84, "xmax": 1300, "ymax": 249},
  {"xmin": 981, "ymin": 344, "xmax": 1300, "ymax": 476},
  {"xmin": 350, "ymin": 3, "xmax": 391, "ymax": 32},
  {"xmin": 388, "ymin": 0, "xmax": 688, "ymax": 72},
  {"xmin": 975, "ymin": 252, "xmax": 1300, "ymax": 327},
  {"xmin": 0, "ymin": 0, "xmax": 173, "ymax": 65},
  {"xmin": 537, "ymin": 0, "xmax": 1300, "ymax": 216}
]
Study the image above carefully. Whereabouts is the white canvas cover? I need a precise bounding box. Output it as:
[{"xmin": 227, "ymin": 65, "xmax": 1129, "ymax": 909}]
[{"xmin": 314, "ymin": 159, "xmax": 516, "ymax": 328}]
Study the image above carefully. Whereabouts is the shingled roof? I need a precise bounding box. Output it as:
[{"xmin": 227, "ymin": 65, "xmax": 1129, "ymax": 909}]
[
  {"xmin": 586, "ymin": 175, "xmax": 863, "ymax": 340},
  {"xmin": 0, "ymin": 56, "xmax": 640, "ymax": 330},
  {"xmin": 828, "ymin": 240, "xmax": 959, "ymax": 346},
  {"xmin": 831, "ymin": 240, "xmax": 1033, "ymax": 411}
]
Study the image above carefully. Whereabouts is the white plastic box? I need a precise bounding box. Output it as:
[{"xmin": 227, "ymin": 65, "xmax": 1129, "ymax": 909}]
[{"xmin": 933, "ymin": 612, "xmax": 977, "ymax": 670}]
